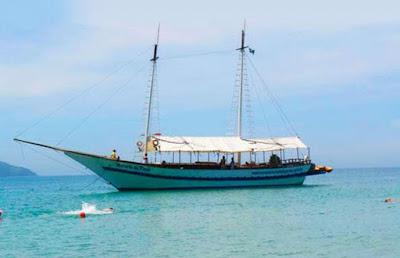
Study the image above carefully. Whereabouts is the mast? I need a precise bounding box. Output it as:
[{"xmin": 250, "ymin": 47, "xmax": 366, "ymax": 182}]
[
  {"xmin": 236, "ymin": 22, "xmax": 248, "ymax": 164},
  {"xmin": 237, "ymin": 28, "xmax": 245, "ymax": 137},
  {"xmin": 143, "ymin": 25, "xmax": 160, "ymax": 163}
]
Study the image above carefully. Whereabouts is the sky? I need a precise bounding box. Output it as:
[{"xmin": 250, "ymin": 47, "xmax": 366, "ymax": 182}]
[{"xmin": 0, "ymin": 0, "xmax": 399, "ymax": 175}]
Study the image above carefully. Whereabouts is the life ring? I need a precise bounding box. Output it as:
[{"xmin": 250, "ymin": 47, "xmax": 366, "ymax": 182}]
[
  {"xmin": 152, "ymin": 139, "xmax": 159, "ymax": 147},
  {"xmin": 136, "ymin": 141, "xmax": 143, "ymax": 147}
]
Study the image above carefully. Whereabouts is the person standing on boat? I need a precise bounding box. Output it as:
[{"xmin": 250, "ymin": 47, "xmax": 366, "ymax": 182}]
[
  {"xmin": 220, "ymin": 156, "xmax": 226, "ymax": 166},
  {"xmin": 110, "ymin": 149, "xmax": 119, "ymax": 160},
  {"xmin": 230, "ymin": 157, "xmax": 235, "ymax": 169}
]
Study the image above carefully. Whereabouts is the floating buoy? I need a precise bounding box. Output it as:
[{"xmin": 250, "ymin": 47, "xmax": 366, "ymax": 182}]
[
  {"xmin": 79, "ymin": 211, "xmax": 86, "ymax": 218},
  {"xmin": 0, "ymin": 209, "xmax": 3, "ymax": 217},
  {"xmin": 315, "ymin": 165, "xmax": 333, "ymax": 173}
]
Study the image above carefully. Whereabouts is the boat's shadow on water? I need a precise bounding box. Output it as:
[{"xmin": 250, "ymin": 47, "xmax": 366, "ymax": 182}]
[{"xmin": 82, "ymin": 183, "xmax": 331, "ymax": 198}]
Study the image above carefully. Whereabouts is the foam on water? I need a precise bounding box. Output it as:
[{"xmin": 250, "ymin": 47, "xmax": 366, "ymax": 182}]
[{"xmin": 63, "ymin": 202, "xmax": 113, "ymax": 215}]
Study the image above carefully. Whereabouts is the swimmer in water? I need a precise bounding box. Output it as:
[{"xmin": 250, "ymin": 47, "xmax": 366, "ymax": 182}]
[
  {"xmin": 102, "ymin": 207, "xmax": 114, "ymax": 212},
  {"xmin": 384, "ymin": 198, "xmax": 396, "ymax": 203}
]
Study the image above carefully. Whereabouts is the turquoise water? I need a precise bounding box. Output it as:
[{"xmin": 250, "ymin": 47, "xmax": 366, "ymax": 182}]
[{"xmin": 0, "ymin": 168, "xmax": 399, "ymax": 257}]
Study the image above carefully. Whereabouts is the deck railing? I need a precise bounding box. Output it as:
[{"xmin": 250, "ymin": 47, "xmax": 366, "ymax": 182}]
[
  {"xmin": 156, "ymin": 158, "xmax": 311, "ymax": 169},
  {"xmin": 281, "ymin": 158, "xmax": 311, "ymax": 165}
]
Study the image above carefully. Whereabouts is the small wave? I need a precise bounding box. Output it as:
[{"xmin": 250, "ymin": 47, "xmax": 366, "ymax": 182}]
[{"xmin": 63, "ymin": 202, "xmax": 113, "ymax": 215}]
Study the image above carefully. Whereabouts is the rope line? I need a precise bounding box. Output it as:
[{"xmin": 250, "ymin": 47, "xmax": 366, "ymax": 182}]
[
  {"xmin": 78, "ymin": 176, "xmax": 103, "ymax": 191},
  {"xmin": 18, "ymin": 142, "xmax": 26, "ymax": 161},
  {"xmin": 247, "ymin": 56, "xmax": 299, "ymax": 137},
  {"xmin": 24, "ymin": 144, "xmax": 90, "ymax": 175},
  {"xmin": 246, "ymin": 57, "xmax": 272, "ymax": 136},
  {"xmin": 56, "ymin": 64, "xmax": 148, "ymax": 146},
  {"xmin": 15, "ymin": 47, "xmax": 151, "ymax": 139},
  {"xmin": 160, "ymin": 49, "xmax": 234, "ymax": 61}
]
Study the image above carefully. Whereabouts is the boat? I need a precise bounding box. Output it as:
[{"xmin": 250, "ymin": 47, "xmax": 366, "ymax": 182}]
[{"xmin": 14, "ymin": 25, "xmax": 333, "ymax": 190}]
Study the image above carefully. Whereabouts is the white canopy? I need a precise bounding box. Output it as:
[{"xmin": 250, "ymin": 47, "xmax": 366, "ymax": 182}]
[{"xmin": 147, "ymin": 136, "xmax": 306, "ymax": 153}]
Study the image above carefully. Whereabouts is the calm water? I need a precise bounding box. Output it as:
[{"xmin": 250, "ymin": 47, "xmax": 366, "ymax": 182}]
[{"xmin": 0, "ymin": 168, "xmax": 399, "ymax": 258}]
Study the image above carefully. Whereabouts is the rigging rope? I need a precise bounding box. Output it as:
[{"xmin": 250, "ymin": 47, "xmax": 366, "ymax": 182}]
[
  {"xmin": 15, "ymin": 47, "xmax": 151, "ymax": 139},
  {"xmin": 160, "ymin": 49, "xmax": 234, "ymax": 61},
  {"xmin": 18, "ymin": 142, "xmax": 26, "ymax": 161},
  {"xmin": 56, "ymin": 64, "xmax": 148, "ymax": 146},
  {"xmin": 246, "ymin": 56, "xmax": 272, "ymax": 136},
  {"xmin": 23, "ymin": 143, "xmax": 91, "ymax": 175},
  {"xmin": 20, "ymin": 139, "xmax": 109, "ymax": 190},
  {"xmin": 247, "ymin": 56, "xmax": 299, "ymax": 137},
  {"xmin": 77, "ymin": 176, "xmax": 104, "ymax": 191}
]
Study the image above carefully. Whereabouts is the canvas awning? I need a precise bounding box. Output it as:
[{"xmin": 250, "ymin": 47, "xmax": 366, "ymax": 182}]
[{"xmin": 146, "ymin": 136, "xmax": 306, "ymax": 153}]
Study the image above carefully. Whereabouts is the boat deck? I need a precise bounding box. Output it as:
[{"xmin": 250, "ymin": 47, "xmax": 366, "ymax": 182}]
[{"xmin": 152, "ymin": 158, "xmax": 311, "ymax": 170}]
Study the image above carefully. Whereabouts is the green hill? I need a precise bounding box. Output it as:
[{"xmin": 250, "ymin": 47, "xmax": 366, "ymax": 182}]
[{"xmin": 0, "ymin": 161, "xmax": 36, "ymax": 177}]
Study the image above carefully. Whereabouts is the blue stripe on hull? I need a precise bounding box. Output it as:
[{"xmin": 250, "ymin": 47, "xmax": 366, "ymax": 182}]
[{"xmin": 103, "ymin": 166, "xmax": 311, "ymax": 181}]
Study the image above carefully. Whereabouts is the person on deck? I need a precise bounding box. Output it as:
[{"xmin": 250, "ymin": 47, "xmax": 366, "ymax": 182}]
[
  {"xmin": 269, "ymin": 154, "xmax": 281, "ymax": 167},
  {"xmin": 110, "ymin": 149, "xmax": 119, "ymax": 160},
  {"xmin": 220, "ymin": 156, "xmax": 226, "ymax": 166},
  {"xmin": 230, "ymin": 157, "xmax": 235, "ymax": 169}
]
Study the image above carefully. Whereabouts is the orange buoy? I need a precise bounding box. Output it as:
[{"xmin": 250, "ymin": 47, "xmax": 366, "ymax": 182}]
[
  {"xmin": 315, "ymin": 165, "xmax": 333, "ymax": 173},
  {"xmin": 79, "ymin": 211, "xmax": 86, "ymax": 218}
]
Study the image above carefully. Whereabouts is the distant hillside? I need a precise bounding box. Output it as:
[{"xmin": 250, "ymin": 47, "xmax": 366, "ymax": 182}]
[{"xmin": 0, "ymin": 161, "xmax": 36, "ymax": 177}]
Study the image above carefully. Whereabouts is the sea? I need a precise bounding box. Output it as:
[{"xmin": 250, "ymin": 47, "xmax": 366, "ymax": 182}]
[{"xmin": 0, "ymin": 168, "xmax": 399, "ymax": 258}]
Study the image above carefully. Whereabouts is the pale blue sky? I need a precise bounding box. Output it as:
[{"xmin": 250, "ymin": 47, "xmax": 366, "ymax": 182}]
[{"xmin": 1, "ymin": 0, "xmax": 399, "ymax": 175}]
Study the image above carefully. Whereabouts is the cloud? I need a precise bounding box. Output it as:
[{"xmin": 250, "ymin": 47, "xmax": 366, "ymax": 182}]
[
  {"xmin": 1, "ymin": 0, "xmax": 400, "ymax": 98},
  {"xmin": 73, "ymin": 0, "xmax": 400, "ymax": 32},
  {"xmin": 262, "ymin": 36, "xmax": 400, "ymax": 92}
]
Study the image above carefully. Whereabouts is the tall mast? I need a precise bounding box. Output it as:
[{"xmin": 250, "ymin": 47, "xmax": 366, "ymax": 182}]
[
  {"xmin": 143, "ymin": 24, "xmax": 160, "ymax": 163},
  {"xmin": 236, "ymin": 22, "xmax": 247, "ymax": 164},
  {"xmin": 237, "ymin": 27, "xmax": 245, "ymax": 137}
]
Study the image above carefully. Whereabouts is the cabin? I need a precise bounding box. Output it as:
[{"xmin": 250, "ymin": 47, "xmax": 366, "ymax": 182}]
[{"xmin": 139, "ymin": 135, "xmax": 311, "ymax": 170}]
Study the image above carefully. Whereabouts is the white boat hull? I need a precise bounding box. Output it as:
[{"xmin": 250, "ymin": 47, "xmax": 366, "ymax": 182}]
[{"xmin": 65, "ymin": 152, "xmax": 316, "ymax": 190}]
